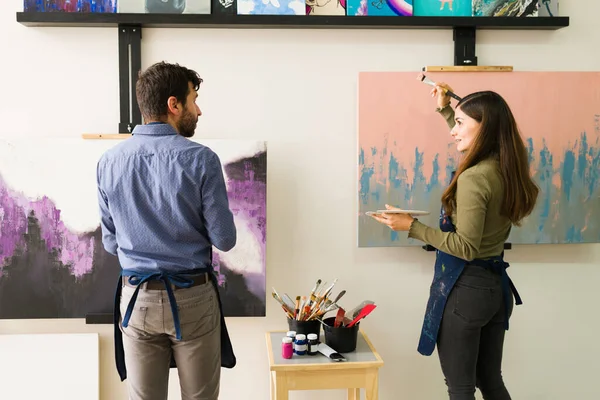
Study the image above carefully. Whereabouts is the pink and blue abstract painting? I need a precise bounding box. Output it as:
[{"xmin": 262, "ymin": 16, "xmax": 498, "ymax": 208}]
[
  {"xmin": 0, "ymin": 138, "xmax": 267, "ymax": 319},
  {"xmin": 358, "ymin": 72, "xmax": 600, "ymax": 247}
]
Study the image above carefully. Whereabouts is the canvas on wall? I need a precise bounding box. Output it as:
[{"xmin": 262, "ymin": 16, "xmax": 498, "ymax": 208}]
[
  {"xmin": 472, "ymin": 0, "xmax": 538, "ymax": 16},
  {"xmin": 357, "ymin": 71, "xmax": 600, "ymax": 247},
  {"xmin": 414, "ymin": 0, "xmax": 472, "ymax": 16},
  {"xmin": 538, "ymin": 0, "xmax": 558, "ymax": 16},
  {"xmin": 237, "ymin": 0, "xmax": 306, "ymax": 14},
  {"xmin": 306, "ymin": 0, "xmax": 346, "ymax": 15},
  {"xmin": 23, "ymin": 0, "xmax": 117, "ymax": 12},
  {"xmin": 118, "ymin": 0, "xmax": 210, "ymax": 13},
  {"xmin": 0, "ymin": 137, "xmax": 266, "ymax": 319}
]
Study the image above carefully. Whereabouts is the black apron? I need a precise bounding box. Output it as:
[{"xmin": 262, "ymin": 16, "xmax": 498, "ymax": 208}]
[
  {"xmin": 113, "ymin": 266, "xmax": 236, "ymax": 381},
  {"xmin": 417, "ymin": 172, "xmax": 522, "ymax": 356}
]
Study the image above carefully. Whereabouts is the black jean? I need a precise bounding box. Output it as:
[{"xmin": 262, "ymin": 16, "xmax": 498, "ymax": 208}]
[{"xmin": 437, "ymin": 264, "xmax": 514, "ymax": 400}]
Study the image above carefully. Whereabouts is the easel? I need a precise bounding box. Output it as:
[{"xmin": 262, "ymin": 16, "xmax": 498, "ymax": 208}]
[
  {"xmin": 81, "ymin": 134, "xmax": 131, "ymax": 140},
  {"xmin": 420, "ymin": 62, "xmax": 513, "ymax": 252}
]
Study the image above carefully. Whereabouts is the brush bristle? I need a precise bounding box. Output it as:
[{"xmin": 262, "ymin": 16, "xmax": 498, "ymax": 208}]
[{"xmin": 416, "ymin": 72, "xmax": 426, "ymax": 81}]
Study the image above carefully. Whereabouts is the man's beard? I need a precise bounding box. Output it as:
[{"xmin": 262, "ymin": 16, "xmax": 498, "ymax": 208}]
[{"xmin": 177, "ymin": 109, "xmax": 197, "ymax": 138}]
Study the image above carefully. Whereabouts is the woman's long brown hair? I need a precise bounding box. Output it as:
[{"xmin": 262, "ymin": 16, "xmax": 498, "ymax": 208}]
[{"xmin": 441, "ymin": 91, "xmax": 539, "ymax": 226}]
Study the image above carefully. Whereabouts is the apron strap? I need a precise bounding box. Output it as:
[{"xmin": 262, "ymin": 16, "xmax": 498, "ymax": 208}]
[{"xmin": 121, "ymin": 270, "xmax": 201, "ymax": 341}]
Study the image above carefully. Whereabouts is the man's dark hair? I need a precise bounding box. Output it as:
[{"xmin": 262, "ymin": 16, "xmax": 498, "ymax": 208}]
[{"xmin": 136, "ymin": 62, "xmax": 203, "ymax": 121}]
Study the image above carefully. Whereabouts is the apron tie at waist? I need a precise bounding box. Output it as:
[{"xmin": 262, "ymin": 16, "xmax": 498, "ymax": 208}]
[
  {"xmin": 468, "ymin": 258, "xmax": 523, "ymax": 330},
  {"xmin": 121, "ymin": 269, "xmax": 205, "ymax": 341}
]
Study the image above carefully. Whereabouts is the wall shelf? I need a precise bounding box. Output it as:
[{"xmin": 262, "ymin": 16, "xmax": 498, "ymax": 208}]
[
  {"xmin": 16, "ymin": 13, "xmax": 569, "ymax": 30},
  {"xmin": 16, "ymin": 11, "xmax": 569, "ymax": 132}
]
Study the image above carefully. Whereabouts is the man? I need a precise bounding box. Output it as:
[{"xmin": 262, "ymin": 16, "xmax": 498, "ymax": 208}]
[{"xmin": 96, "ymin": 61, "xmax": 237, "ymax": 400}]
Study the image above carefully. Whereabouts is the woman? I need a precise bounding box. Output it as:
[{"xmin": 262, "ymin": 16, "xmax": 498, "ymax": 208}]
[{"xmin": 370, "ymin": 84, "xmax": 539, "ymax": 400}]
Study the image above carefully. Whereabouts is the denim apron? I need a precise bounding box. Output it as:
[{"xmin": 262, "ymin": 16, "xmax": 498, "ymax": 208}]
[
  {"xmin": 112, "ymin": 262, "xmax": 236, "ymax": 381},
  {"xmin": 417, "ymin": 173, "xmax": 523, "ymax": 356}
]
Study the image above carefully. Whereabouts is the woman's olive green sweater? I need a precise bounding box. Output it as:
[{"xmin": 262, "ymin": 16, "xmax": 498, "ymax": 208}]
[{"xmin": 407, "ymin": 105, "xmax": 512, "ymax": 261}]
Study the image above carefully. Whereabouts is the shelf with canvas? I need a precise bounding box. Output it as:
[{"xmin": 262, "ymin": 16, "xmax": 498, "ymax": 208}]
[
  {"xmin": 17, "ymin": 0, "xmax": 567, "ymax": 29},
  {"xmin": 17, "ymin": 1, "xmax": 568, "ymax": 138}
]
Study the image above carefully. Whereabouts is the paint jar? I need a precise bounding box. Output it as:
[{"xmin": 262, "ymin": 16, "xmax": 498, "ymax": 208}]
[
  {"xmin": 294, "ymin": 334, "xmax": 307, "ymax": 355},
  {"xmin": 282, "ymin": 337, "xmax": 294, "ymax": 359},
  {"xmin": 307, "ymin": 333, "xmax": 319, "ymax": 356},
  {"xmin": 286, "ymin": 330, "xmax": 296, "ymax": 341}
]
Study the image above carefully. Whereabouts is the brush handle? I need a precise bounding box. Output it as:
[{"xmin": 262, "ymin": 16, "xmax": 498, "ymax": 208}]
[{"xmin": 445, "ymin": 89, "xmax": 462, "ymax": 101}]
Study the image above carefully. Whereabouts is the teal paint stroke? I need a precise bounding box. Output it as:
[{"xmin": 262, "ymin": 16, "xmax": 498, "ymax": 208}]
[{"xmin": 358, "ymin": 127, "xmax": 600, "ymax": 247}]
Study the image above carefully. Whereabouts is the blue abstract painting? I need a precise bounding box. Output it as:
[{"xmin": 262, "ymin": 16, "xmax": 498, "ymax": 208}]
[{"xmin": 357, "ymin": 71, "xmax": 600, "ymax": 247}]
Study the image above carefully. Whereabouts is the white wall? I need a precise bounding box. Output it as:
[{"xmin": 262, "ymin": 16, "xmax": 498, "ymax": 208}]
[{"xmin": 1, "ymin": 1, "xmax": 599, "ymax": 399}]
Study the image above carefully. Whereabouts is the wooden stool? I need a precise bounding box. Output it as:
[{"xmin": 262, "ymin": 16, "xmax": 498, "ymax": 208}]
[{"xmin": 266, "ymin": 330, "xmax": 384, "ymax": 399}]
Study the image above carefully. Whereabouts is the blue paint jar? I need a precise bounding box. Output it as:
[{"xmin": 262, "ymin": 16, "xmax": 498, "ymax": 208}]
[{"xmin": 294, "ymin": 334, "xmax": 307, "ymax": 355}]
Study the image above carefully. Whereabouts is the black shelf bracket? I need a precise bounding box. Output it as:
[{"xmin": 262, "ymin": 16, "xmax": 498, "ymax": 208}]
[
  {"xmin": 453, "ymin": 26, "xmax": 477, "ymax": 66},
  {"xmin": 86, "ymin": 313, "xmax": 113, "ymax": 324},
  {"xmin": 118, "ymin": 24, "xmax": 142, "ymax": 133}
]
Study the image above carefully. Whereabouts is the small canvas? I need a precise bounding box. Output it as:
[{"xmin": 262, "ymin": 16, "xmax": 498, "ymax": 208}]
[
  {"xmin": 414, "ymin": 0, "xmax": 472, "ymax": 16},
  {"xmin": 212, "ymin": 0, "xmax": 237, "ymax": 13},
  {"xmin": 118, "ymin": 0, "xmax": 210, "ymax": 13},
  {"xmin": 369, "ymin": 0, "xmax": 413, "ymax": 16},
  {"xmin": 538, "ymin": 0, "xmax": 558, "ymax": 16},
  {"xmin": 346, "ymin": 0, "xmax": 367, "ymax": 15},
  {"xmin": 237, "ymin": 0, "xmax": 306, "ymax": 14},
  {"xmin": 473, "ymin": 0, "xmax": 538, "ymax": 16},
  {"xmin": 24, "ymin": 0, "xmax": 117, "ymax": 12},
  {"xmin": 306, "ymin": 0, "xmax": 346, "ymax": 15}
]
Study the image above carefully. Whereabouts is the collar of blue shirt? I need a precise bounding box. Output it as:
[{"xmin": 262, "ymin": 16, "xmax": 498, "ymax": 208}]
[{"xmin": 132, "ymin": 122, "xmax": 178, "ymax": 136}]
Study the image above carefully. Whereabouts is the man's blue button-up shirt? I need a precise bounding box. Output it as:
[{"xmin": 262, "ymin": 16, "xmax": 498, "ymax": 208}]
[{"xmin": 96, "ymin": 123, "xmax": 236, "ymax": 273}]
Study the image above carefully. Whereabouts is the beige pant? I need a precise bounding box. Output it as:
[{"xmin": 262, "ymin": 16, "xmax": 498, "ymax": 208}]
[{"xmin": 119, "ymin": 279, "xmax": 221, "ymax": 400}]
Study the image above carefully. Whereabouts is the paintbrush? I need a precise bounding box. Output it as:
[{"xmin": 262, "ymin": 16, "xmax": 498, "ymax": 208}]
[
  {"xmin": 308, "ymin": 279, "xmax": 322, "ymax": 307},
  {"xmin": 416, "ymin": 73, "xmax": 462, "ymax": 101},
  {"xmin": 294, "ymin": 296, "xmax": 300, "ymax": 319},
  {"xmin": 271, "ymin": 292, "xmax": 294, "ymax": 318}
]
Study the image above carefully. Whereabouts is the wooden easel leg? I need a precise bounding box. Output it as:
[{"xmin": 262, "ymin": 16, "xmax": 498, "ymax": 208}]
[
  {"xmin": 365, "ymin": 369, "xmax": 379, "ymax": 400},
  {"xmin": 348, "ymin": 387, "xmax": 360, "ymax": 400}
]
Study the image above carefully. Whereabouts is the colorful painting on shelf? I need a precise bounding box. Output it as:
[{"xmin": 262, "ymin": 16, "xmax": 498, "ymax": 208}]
[
  {"xmin": 237, "ymin": 0, "xmax": 306, "ymax": 14},
  {"xmin": 538, "ymin": 0, "xmax": 558, "ymax": 16},
  {"xmin": 306, "ymin": 0, "xmax": 346, "ymax": 15},
  {"xmin": 23, "ymin": 0, "xmax": 117, "ymax": 12},
  {"xmin": 212, "ymin": 0, "xmax": 236, "ymax": 13},
  {"xmin": 118, "ymin": 0, "xmax": 210, "ymax": 14},
  {"xmin": 473, "ymin": 0, "xmax": 538, "ymax": 16},
  {"xmin": 346, "ymin": 0, "xmax": 412, "ymax": 15},
  {"xmin": 0, "ymin": 137, "xmax": 267, "ymax": 319},
  {"xmin": 414, "ymin": 0, "xmax": 472, "ymax": 16},
  {"xmin": 357, "ymin": 71, "xmax": 600, "ymax": 247}
]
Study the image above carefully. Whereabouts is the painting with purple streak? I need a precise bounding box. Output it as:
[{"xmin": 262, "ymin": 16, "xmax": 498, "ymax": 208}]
[{"xmin": 0, "ymin": 138, "xmax": 266, "ymax": 319}]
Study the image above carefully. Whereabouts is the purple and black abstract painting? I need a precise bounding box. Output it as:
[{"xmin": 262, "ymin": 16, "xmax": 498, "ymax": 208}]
[{"xmin": 0, "ymin": 139, "xmax": 267, "ymax": 319}]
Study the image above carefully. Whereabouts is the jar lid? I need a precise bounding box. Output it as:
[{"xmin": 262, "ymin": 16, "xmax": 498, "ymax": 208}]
[
  {"xmin": 286, "ymin": 331, "xmax": 296, "ymax": 337},
  {"xmin": 307, "ymin": 333, "xmax": 318, "ymax": 340},
  {"xmin": 295, "ymin": 334, "xmax": 306, "ymax": 340},
  {"xmin": 282, "ymin": 337, "xmax": 293, "ymax": 344}
]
